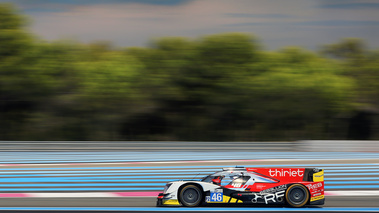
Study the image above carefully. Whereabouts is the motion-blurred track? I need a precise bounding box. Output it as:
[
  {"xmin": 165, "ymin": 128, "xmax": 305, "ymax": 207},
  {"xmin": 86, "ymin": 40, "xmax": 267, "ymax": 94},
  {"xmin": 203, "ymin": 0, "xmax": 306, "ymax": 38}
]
[
  {"xmin": 1, "ymin": 158, "xmax": 379, "ymax": 208},
  {"xmin": 1, "ymin": 151, "xmax": 379, "ymax": 212}
]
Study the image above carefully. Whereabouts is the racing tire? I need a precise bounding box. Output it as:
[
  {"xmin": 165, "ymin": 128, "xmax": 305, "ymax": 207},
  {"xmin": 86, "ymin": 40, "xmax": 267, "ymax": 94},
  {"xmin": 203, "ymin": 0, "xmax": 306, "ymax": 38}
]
[
  {"xmin": 179, "ymin": 184, "xmax": 203, "ymax": 207},
  {"xmin": 285, "ymin": 184, "xmax": 309, "ymax": 207}
]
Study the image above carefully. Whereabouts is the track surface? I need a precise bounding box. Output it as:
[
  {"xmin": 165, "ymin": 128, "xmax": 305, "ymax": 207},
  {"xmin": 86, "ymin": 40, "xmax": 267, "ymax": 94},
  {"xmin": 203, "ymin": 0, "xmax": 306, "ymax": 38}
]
[
  {"xmin": 1, "ymin": 151, "xmax": 379, "ymax": 212},
  {"xmin": 1, "ymin": 158, "xmax": 379, "ymax": 208}
]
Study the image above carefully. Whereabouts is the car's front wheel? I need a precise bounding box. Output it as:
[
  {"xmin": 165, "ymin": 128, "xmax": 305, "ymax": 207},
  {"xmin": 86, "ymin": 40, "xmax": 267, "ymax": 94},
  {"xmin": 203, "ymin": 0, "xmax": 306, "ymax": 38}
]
[
  {"xmin": 179, "ymin": 184, "xmax": 202, "ymax": 207},
  {"xmin": 285, "ymin": 184, "xmax": 309, "ymax": 207}
]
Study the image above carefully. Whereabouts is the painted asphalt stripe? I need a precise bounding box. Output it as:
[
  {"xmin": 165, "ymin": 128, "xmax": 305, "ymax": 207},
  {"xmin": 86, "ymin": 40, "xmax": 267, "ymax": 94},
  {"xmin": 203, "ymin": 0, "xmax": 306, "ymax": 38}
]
[
  {"xmin": 326, "ymin": 181, "xmax": 379, "ymax": 184},
  {"xmin": 2, "ymin": 163, "xmax": 379, "ymax": 193},
  {"xmin": 1, "ymin": 186, "xmax": 379, "ymax": 192},
  {"xmin": 0, "ymin": 183, "xmax": 166, "ymax": 187},
  {"xmin": 0, "ymin": 188, "xmax": 164, "ymax": 192},
  {"xmin": 1, "ymin": 207, "xmax": 379, "ymax": 211},
  {"xmin": 28, "ymin": 192, "xmax": 119, "ymax": 198},
  {"xmin": 0, "ymin": 172, "xmax": 377, "ymax": 177},
  {"xmin": 0, "ymin": 176, "xmax": 200, "ymax": 182},
  {"xmin": 1, "ymin": 190, "xmax": 379, "ymax": 198},
  {"xmin": 327, "ymin": 177, "xmax": 379, "ymax": 180},
  {"xmin": 4, "ymin": 168, "xmax": 379, "ymax": 174},
  {"xmin": 2, "ymin": 164, "xmax": 379, "ymax": 170},
  {"xmin": 0, "ymin": 160, "xmax": 378, "ymax": 167},
  {"xmin": 3, "ymin": 180, "xmax": 379, "ymax": 187},
  {"xmin": 27, "ymin": 192, "xmax": 159, "ymax": 198}
]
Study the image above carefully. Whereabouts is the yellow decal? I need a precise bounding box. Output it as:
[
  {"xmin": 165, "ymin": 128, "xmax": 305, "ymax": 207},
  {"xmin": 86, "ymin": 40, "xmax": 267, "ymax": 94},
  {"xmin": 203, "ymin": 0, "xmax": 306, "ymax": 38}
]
[
  {"xmin": 311, "ymin": 195, "xmax": 324, "ymax": 202},
  {"xmin": 313, "ymin": 170, "xmax": 324, "ymax": 182},
  {"xmin": 162, "ymin": 199, "xmax": 180, "ymax": 205},
  {"xmin": 230, "ymin": 198, "xmax": 242, "ymax": 203}
]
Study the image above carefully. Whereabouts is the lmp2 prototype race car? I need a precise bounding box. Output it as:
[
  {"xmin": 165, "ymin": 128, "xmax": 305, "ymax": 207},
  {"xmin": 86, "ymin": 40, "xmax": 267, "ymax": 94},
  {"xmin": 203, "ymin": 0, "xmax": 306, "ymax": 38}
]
[{"xmin": 157, "ymin": 167, "xmax": 324, "ymax": 208}]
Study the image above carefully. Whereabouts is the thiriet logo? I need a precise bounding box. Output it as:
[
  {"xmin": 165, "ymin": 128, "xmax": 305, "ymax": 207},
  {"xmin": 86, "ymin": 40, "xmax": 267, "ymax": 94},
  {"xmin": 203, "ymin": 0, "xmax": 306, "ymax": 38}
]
[{"xmin": 268, "ymin": 169, "xmax": 304, "ymax": 177}]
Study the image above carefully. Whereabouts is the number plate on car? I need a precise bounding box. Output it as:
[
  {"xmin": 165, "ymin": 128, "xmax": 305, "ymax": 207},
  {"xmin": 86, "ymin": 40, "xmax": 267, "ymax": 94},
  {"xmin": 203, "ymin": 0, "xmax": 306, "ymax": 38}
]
[{"xmin": 210, "ymin": 192, "xmax": 223, "ymax": 202}]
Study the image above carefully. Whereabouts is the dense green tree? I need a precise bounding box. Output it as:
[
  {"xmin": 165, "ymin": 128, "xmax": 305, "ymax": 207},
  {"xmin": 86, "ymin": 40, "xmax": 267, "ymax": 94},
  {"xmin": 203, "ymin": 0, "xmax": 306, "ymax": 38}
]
[
  {"xmin": 1, "ymin": 3, "xmax": 376, "ymax": 141},
  {"xmin": 0, "ymin": 4, "xmax": 42, "ymax": 139}
]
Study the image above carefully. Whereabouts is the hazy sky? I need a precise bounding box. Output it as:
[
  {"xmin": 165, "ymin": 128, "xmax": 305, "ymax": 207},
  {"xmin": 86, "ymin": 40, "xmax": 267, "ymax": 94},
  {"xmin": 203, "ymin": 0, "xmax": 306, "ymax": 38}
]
[{"xmin": 2, "ymin": 0, "xmax": 379, "ymax": 50}]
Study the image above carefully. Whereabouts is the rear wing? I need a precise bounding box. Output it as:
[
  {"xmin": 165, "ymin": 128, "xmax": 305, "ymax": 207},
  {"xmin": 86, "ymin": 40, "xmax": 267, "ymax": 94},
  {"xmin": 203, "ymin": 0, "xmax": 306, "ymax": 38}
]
[{"xmin": 303, "ymin": 168, "xmax": 324, "ymax": 182}]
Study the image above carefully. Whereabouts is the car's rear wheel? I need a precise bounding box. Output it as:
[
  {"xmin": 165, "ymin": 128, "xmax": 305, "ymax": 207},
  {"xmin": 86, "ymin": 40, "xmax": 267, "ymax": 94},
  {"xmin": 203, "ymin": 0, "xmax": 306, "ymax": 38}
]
[
  {"xmin": 179, "ymin": 184, "xmax": 202, "ymax": 207},
  {"xmin": 285, "ymin": 184, "xmax": 309, "ymax": 207}
]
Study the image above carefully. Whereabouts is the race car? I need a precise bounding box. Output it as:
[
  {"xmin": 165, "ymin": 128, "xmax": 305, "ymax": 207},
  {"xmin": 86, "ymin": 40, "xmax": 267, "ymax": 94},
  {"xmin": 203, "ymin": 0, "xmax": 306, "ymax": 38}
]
[{"xmin": 157, "ymin": 167, "xmax": 324, "ymax": 207}]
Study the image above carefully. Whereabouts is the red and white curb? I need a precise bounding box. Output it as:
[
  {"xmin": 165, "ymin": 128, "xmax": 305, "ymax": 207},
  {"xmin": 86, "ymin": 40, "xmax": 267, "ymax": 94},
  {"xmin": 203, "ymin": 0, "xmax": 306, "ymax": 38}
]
[
  {"xmin": 0, "ymin": 192, "xmax": 160, "ymax": 198},
  {"xmin": 1, "ymin": 191, "xmax": 379, "ymax": 198}
]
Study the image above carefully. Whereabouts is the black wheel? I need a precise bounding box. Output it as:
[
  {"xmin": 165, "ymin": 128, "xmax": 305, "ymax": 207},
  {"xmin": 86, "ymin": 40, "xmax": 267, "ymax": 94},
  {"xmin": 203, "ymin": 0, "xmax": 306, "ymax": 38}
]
[
  {"xmin": 179, "ymin": 184, "xmax": 202, "ymax": 207},
  {"xmin": 285, "ymin": 184, "xmax": 309, "ymax": 207}
]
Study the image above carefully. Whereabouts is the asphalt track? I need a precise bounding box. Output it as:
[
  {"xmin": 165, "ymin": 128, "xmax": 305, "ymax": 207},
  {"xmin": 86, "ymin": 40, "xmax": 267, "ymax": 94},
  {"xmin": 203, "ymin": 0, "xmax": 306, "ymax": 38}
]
[
  {"xmin": 0, "ymin": 159, "xmax": 379, "ymax": 212},
  {"xmin": 1, "ymin": 152, "xmax": 379, "ymax": 212}
]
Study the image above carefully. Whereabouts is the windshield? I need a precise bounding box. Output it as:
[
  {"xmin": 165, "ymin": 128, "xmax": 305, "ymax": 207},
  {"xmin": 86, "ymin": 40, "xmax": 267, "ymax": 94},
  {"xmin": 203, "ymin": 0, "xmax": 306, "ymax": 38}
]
[{"xmin": 201, "ymin": 174, "xmax": 215, "ymax": 182}]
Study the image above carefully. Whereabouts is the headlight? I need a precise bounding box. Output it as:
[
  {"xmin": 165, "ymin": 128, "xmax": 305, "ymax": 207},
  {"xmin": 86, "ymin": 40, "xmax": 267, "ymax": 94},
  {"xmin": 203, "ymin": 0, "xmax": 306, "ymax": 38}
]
[{"xmin": 163, "ymin": 183, "xmax": 172, "ymax": 193}]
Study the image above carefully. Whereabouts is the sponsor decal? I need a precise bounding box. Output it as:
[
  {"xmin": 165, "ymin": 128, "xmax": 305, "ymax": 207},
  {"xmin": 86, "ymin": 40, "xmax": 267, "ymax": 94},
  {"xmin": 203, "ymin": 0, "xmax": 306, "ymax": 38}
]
[
  {"xmin": 260, "ymin": 185, "xmax": 287, "ymax": 195},
  {"xmin": 250, "ymin": 190, "xmax": 285, "ymax": 204},
  {"xmin": 306, "ymin": 182, "xmax": 323, "ymax": 190},
  {"xmin": 268, "ymin": 169, "xmax": 304, "ymax": 177},
  {"xmin": 310, "ymin": 195, "xmax": 324, "ymax": 202},
  {"xmin": 251, "ymin": 193, "xmax": 262, "ymax": 203},
  {"xmin": 313, "ymin": 170, "xmax": 324, "ymax": 182}
]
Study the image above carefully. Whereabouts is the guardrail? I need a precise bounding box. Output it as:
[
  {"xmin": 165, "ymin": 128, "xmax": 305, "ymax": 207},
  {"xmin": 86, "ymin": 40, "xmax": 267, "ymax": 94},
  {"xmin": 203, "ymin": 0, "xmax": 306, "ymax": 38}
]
[
  {"xmin": 0, "ymin": 140, "xmax": 378, "ymax": 152},
  {"xmin": 299, "ymin": 140, "xmax": 379, "ymax": 152},
  {"xmin": 0, "ymin": 141, "xmax": 296, "ymax": 152}
]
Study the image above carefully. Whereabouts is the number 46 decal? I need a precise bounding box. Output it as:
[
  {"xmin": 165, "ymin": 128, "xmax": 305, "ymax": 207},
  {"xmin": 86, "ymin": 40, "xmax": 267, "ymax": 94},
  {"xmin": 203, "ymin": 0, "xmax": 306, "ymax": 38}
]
[{"xmin": 210, "ymin": 192, "xmax": 223, "ymax": 202}]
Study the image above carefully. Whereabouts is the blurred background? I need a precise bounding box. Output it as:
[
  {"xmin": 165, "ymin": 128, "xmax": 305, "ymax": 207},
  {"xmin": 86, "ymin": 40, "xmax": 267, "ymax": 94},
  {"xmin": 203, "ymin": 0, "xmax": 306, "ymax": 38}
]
[
  {"xmin": 1, "ymin": 1, "xmax": 379, "ymax": 211},
  {"xmin": 0, "ymin": 0, "xmax": 379, "ymax": 142}
]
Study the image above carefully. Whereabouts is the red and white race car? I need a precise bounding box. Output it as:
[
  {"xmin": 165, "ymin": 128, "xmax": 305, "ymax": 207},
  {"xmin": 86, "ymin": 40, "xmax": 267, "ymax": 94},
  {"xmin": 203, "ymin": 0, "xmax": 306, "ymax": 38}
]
[{"xmin": 157, "ymin": 167, "xmax": 324, "ymax": 207}]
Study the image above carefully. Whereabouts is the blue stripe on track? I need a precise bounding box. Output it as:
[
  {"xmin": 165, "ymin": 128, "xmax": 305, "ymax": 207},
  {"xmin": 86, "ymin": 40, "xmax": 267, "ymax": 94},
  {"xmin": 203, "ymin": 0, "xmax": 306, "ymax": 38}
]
[
  {"xmin": 3, "ymin": 180, "xmax": 379, "ymax": 187},
  {"xmin": 0, "ymin": 172, "xmax": 377, "ymax": 178},
  {"xmin": 3, "ymin": 168, "xmax": 379, "ymax": 174},
  {"xmin": 0, "ymin": 169, "xmax": 218, "ymax": 174},
  {"xmin": 327, "ymin": 181, "xmax": 379, "ymax": 184},
  {"xmin": 0, "ymin": 183, "xmax": 165, "ymax": 187},
  {"xmin": 0, "ymin": 170, "xmax": 214, "ymax": 174},
  {"xmin": 1, "ymin": 151, "xmax": 379, "ymax": 163},
  {"xmin": 0, "ymin": 187, "xmax": 163, "ymax": 191},
  {"xmin": 327, "ymin": 173, "xmax": 379, "ymax": 176},
  {"xmin": 0, "ymin": 176, "xmax": 198, "ymax": 182},
  {"xmin": 2, "ymin": 160, "xmax": 379, "ymax": 192},
  {"xmin": 2, "ymin": 185, "xmax": 379, "ymax": 191},
  {"xmin": 1, "ymin": 207, "xmax": 379, "ymax": 212},
  {"xmin": 326, "ymin": 177, "xmax": 379, "ymax": 180},
  {"xmin": 1, "ymin": 163, "xmax": 378, "ymax": 170}
]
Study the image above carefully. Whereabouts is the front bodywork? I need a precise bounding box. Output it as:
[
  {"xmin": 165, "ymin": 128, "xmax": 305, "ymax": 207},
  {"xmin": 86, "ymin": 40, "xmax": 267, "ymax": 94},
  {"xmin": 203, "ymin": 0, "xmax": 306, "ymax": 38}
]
[{"xmin": 157, "ymin": 167, "xmax": 324, "ymax": 207}]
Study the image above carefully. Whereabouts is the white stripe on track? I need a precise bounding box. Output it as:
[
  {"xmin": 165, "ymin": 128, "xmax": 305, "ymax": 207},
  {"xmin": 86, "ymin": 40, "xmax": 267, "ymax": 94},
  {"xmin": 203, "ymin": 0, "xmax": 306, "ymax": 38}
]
[
  {"xmin": 0, "ymin": 158, "xmax": 377, "ymax": 167},
  {"xmin": 28, "ymin": 192, "xmax": 118, "ymax": 198},
  {"xmin": 2, "ymin": 190, "xmax": 379, "ymax": 198}
]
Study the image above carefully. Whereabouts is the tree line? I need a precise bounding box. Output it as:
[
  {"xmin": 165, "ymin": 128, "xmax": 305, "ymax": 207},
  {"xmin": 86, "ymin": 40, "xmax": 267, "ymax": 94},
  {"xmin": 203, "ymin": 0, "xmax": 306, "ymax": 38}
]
[{"xmin": 1, "ymin": 4, "xmax": 379, "ymax": 141}]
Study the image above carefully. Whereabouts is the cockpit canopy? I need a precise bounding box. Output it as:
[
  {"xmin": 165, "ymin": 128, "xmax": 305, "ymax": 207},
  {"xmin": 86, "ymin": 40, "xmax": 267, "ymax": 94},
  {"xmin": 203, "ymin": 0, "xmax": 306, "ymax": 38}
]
[{"xmin": 201, "ymin": 167, "xmax": 278, "ymax": 186}]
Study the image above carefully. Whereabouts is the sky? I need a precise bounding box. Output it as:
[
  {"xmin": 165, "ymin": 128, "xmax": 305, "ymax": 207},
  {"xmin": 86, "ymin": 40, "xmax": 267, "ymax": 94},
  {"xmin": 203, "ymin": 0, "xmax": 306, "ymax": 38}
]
[{"xmin": 1, "ymin": 0, "xmax": 379, "ymax": 50}]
